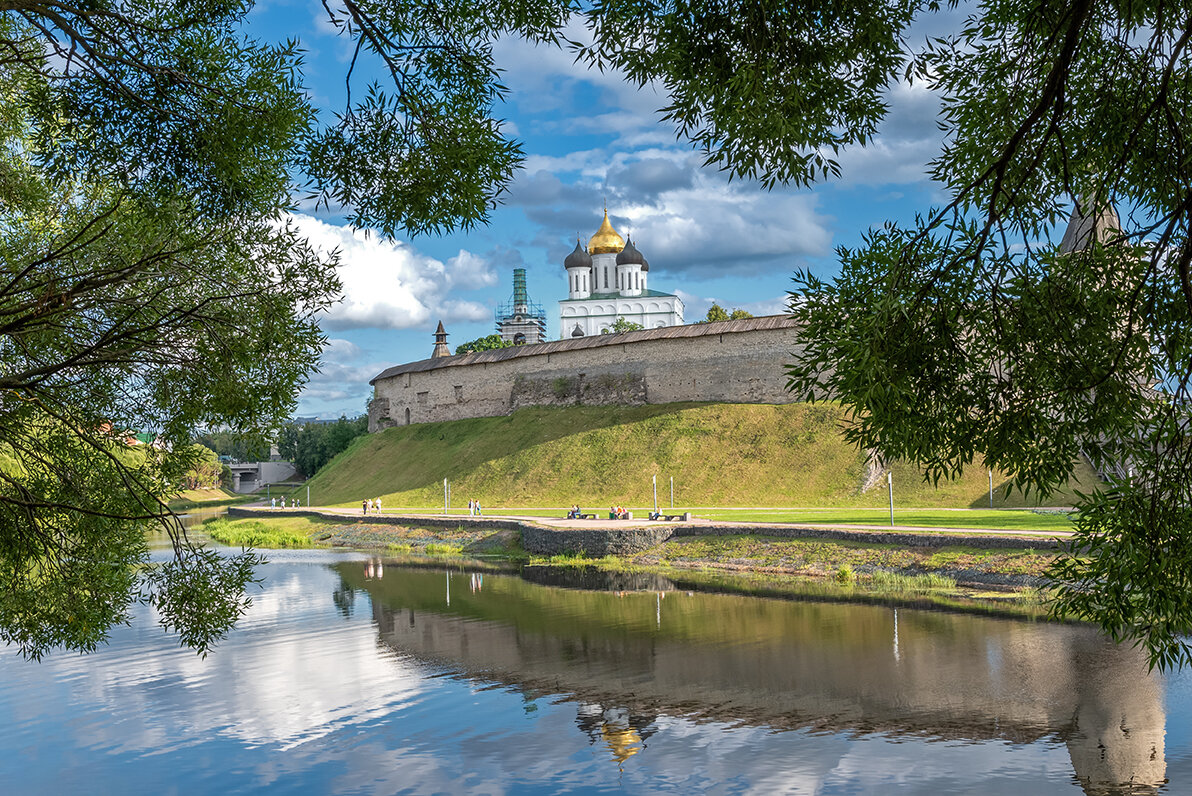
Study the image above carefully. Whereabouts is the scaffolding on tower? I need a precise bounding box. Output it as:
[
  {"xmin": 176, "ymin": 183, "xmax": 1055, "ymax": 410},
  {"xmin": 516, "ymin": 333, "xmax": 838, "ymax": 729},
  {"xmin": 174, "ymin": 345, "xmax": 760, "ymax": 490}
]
[{"xmin": 495, "ymin": 268, "xmax": 547, "ymax": 345}]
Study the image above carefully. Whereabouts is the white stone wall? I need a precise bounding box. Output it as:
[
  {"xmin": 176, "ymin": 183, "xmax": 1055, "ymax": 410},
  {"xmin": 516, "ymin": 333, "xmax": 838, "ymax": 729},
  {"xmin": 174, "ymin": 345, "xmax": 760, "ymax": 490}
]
[
  {"xmin": 369, "ymin": 322, "xmax": 803, "ymax": 431},
  {"xmin": 565, "ymin": 266, "xmax": 591, "ymax": 299},
  {"xmin": 592, "ymin": 252, "xmax": 616, "ymax": 294},
  {"xmin": 559, "ymin": 294, "xmax": 684, "ymax": 337}
]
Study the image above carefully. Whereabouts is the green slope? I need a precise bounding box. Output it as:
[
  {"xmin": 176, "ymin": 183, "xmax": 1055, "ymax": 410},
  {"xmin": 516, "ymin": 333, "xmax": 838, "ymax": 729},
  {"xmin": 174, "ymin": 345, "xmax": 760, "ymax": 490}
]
[{"xmin": 303, "ymin": 402, "xmax": 1097, "ymax": 510}]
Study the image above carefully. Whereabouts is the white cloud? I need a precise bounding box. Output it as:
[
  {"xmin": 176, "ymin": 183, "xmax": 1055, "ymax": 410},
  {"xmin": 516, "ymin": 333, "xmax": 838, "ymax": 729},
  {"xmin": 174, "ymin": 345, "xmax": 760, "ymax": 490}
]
[
  {"xmin": 300, "ymin": 338, "xmax": 379, "ymax": 412},
  {"xmin": 494, "ymin": 22, "xmax": 665, "ymax": 133},
  {"xmin": 519, "ymin": 168, "xmax": 833, "ymax": 278},
  {"xmin": 323, "ymin": 337, "xmax": 361, "ymax": 360},
  {"xmin": 497, "ymin": 23, "xmax": 947, "ymax": 192},
  {"xmin": 302, "ymin": 360, "xmax": 382, "ymax": 410},
  {"xmin": 620, "ymin": 178, "xmax": 832, "ymax": 274},
  {"xmin": 288, "ymin": 214, "xmax": 494, "ymax": 331},
  {"xmin": 445, "ymin": 249, "xmax": 498, "ymax": 289},
  {"xmin": 831, "ymin": 81, "xmax": 945, "ymax": 187},
  {"xmin": 522, "ymin": 149, "xmax": 611, "ymax": 177}
]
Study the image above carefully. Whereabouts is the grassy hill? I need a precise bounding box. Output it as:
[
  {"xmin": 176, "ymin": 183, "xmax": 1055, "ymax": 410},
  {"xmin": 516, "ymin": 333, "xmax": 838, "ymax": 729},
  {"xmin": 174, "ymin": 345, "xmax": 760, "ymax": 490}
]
[{"xmin": 300, "ymin": 402, "xmax": 1097, "ymax": 511}]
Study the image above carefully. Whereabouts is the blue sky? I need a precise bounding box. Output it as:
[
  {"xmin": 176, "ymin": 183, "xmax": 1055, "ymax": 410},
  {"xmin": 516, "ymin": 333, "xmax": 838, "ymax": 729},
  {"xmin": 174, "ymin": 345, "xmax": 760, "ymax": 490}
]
[{"xmin": 245, "ymin": 2, "xmax": 958, "ymax": 418}]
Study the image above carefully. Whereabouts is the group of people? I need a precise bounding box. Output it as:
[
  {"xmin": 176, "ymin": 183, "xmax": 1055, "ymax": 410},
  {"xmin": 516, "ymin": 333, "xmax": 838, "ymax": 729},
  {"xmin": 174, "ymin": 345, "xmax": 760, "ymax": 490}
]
[
  {"xmin": 566, "ymin": 505, "xmax": 584, "ymax": 519},
  {"xmin": 270, "ymin": 497, "xmax": 300, "ymax": 509},
  {"xmin": 608, "ymin": 506, "xmax": 630, "ymax": 520},
  {"xmin": 361, "ymin": 497, "xmax": 383, "ymax": 515},
  {"xmin": 467, "ymin": 499, "xmax": 482, "ymax": 516}
]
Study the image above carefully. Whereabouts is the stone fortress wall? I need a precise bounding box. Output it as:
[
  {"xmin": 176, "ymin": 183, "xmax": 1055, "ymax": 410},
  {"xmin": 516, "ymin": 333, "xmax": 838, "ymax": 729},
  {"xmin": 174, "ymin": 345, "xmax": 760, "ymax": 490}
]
[{"xmin": 368, "ymin": 315, "xmax": 802, "ymax": 431}]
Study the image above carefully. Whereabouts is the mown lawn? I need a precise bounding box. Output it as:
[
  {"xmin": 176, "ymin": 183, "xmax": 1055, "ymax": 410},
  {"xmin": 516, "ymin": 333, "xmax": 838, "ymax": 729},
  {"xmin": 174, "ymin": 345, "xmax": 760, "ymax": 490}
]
[
  {"xmin": 331, "ymin": 505, "xmax": 1073, "ymax": 533},
  {"xmin": 692, "ymin": 507, "xmax": 1074, "ymax": 533}
]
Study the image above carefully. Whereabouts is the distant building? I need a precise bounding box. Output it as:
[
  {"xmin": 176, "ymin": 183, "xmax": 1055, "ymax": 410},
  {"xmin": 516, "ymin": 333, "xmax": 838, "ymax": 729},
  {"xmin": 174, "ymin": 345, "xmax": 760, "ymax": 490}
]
[
  {"xmin": 496, "ymin": 268, "xmax": 547, "ymax": 345},
  {"xmin": 292, "ymin": 416, "xmax": 356, "ymax": 425},
  {"xmin": 559, "ymin": 210, "xmax": 684, "ymax": 338}
]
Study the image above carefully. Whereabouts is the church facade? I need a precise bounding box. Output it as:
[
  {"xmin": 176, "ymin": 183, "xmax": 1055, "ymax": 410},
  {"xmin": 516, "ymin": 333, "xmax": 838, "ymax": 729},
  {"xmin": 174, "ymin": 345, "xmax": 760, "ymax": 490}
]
[{"xmin": 559, "ymin": 211, "xmax": 684, "ymax": 338}]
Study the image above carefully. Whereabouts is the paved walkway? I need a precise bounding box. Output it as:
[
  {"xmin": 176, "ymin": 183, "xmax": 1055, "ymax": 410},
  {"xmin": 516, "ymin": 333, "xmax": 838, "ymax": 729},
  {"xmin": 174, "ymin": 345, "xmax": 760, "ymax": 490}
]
[{"xmin": 241, "ymin": 505, "xmax": 1073, "ymax": 540}]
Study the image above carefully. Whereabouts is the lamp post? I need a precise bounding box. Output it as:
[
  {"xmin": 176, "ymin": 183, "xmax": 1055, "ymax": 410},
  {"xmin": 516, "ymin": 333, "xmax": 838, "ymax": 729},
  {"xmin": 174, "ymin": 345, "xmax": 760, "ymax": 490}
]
[
  {"xmin": 670, "ymin": 476, "xmax": 674, "ymax": 509},
  {"xmin": 652, "ymin": 475, "xmax": 658, "ymax": 515},
  {"xmin": 887, "ymin": 472, "xmax": 894, "ymax": 527}
]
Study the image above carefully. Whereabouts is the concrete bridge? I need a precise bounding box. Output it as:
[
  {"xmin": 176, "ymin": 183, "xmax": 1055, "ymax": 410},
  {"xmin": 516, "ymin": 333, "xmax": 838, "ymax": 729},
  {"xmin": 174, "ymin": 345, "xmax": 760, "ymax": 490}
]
[{"xmin": 226, "ymin": 460, "xmax": 297, "ymax": 493}]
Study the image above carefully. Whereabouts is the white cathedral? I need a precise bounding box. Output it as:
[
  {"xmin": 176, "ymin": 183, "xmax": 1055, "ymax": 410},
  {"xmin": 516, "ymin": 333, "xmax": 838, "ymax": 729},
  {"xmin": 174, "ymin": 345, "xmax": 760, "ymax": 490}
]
[{"xmin": 558, "ymin": 210, "xmax": 684, "ymax": 337}]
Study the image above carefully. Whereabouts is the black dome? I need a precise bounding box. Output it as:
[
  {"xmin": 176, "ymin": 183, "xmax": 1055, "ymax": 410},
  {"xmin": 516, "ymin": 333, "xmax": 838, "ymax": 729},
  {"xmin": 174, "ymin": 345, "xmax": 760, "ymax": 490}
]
[
  {"xmin": 564, "ymin": 239, "xmax": 592, "ymax": 270},
  {"xmin": 616, "ymin": 238, "xmax": 646, "ymax": 266}
]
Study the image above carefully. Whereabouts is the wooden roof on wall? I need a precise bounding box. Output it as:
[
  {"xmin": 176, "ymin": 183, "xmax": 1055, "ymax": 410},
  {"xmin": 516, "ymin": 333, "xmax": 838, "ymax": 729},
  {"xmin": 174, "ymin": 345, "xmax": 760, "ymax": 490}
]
[{"xmin": 370, "ymin": 314, "xmax": 799, "ymax": 384}]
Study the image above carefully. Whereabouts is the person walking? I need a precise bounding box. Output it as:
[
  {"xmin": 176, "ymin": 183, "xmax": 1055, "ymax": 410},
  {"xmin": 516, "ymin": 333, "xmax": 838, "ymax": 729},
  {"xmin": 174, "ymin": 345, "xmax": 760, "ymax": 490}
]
[
  {"xmin": 362, "ymin": 498, "xmax": 368, "ymax": 515},
  {"xmin": 475, "ymin": 500, "xmax": 482, "ymax": 516},
  {"xmin": 271, "ymin": 497, "xmax": 276, "ymax": 509},
  {"xmin": 376, "ymin": 497, "xmax": 383, "ymax": 513}
]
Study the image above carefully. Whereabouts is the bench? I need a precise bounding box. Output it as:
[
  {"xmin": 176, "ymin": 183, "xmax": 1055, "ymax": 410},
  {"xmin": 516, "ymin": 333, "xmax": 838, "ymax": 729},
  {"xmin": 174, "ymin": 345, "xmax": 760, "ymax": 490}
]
[
  {"xmin": 565, "ymin": 513, "xmax": 599, "ymax": 520},
  {"xmin": 650, "ymin": 512, "xmax": 691, "ymax": 522}
]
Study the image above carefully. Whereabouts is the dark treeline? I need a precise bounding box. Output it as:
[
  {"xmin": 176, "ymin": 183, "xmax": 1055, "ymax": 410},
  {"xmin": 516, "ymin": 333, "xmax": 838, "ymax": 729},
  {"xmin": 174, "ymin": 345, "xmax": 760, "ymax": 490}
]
[
  {"xmin": 183, "ymin": 444, "xmax": 225, "ymax": 490},
  {"xmin": 277, "ymin": 416, "xmax": 368, "ymax": 478},
  {"xmin": 194, "ymin": 416, "xmax": 368, "ymax": 479},
  {"xmin": 193, "ymin": 431, "xmax": 272, "ymax": 463}
]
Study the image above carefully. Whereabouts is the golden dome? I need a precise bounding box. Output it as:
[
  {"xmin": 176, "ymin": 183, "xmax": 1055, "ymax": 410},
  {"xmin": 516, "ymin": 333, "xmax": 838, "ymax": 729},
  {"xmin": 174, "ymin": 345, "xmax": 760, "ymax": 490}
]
[
  {"xmin": 587, "ymin": 210, "xmax": 625, "ymax": 254},
  {"xmin": 600, "ymin": 724, "xmax": 643, "ymax": 765}
]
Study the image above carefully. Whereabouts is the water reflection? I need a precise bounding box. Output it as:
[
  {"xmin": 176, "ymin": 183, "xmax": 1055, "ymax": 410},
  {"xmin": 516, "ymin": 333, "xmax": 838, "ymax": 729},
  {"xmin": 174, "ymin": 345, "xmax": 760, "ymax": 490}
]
[
  {"xmin": 347, "ymin": 562, "xmax": 1167, "ymax": 794},
  {"xmin": 576, "ymin": 704, "xmax": 655, "ymax": 769},
  {"xmin": 175, "ymin": 505, "xmax": 229, "ymax": 530},
  {"xmin": 0, "ymin": 549, "xmax": 1184, "ymax": 794}
]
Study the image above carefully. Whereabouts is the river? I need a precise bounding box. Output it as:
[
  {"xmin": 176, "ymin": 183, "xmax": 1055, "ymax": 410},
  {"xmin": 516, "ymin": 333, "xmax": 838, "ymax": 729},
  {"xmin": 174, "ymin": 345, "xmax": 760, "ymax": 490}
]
[{"xmin": 1, "ymin": 534, "xmax": 1189, "ymax": 794}]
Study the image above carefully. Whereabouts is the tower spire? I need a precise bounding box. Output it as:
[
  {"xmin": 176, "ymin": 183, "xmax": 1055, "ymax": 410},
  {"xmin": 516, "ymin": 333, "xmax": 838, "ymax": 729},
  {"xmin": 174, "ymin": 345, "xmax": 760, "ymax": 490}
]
[{"xmin": 431, "ymin": 320, "xmax": 451, "ymax": 359}]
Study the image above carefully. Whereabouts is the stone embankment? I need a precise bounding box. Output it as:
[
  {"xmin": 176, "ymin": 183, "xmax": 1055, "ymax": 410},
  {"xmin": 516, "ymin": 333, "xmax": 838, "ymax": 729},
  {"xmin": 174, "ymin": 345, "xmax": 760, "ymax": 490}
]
[{"xmin": 226, "ymin": 507, "xmax": 1064, "ymax": 556}]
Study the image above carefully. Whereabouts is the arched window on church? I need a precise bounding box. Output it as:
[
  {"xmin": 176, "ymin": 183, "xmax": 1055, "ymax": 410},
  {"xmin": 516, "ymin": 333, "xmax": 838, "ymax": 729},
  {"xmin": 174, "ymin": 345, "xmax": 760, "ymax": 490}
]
[
  {"xmin": 405, "ymin": 407, "xmax": 411, "ymax": 425},
  {"xmin": 514, "ymin": 333, "xmax": 526, "ymax": 345},
  {"xmin": 603, "ymin": 269, "xmax": 608, "ymax": 289}
]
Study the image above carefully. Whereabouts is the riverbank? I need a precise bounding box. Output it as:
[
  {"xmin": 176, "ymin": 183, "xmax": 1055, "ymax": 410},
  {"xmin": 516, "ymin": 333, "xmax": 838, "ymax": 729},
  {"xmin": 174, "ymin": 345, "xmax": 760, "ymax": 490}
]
[{"xmin": 210, "ymin": 508, "xmax": 1067, "ymax": 596}]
